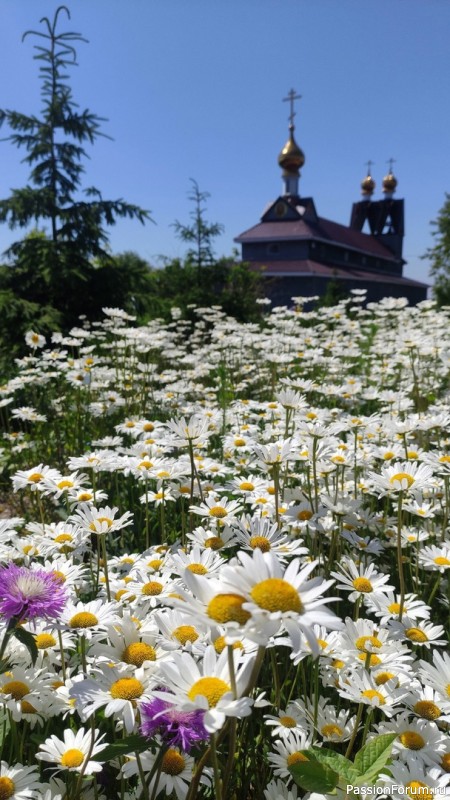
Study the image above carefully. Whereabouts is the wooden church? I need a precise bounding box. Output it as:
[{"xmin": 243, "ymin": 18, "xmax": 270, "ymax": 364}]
[{"xmin": 235, "ymin": 90, "xmax": 428, "ymax": 306}]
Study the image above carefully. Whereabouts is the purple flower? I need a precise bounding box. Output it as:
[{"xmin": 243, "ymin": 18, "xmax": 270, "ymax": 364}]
[
  {"xmin": 140, "ymin": 694, "xmax": 209, "ymax": 752},
  {"xmin": 0, "ymin": 564, "xmax": 67, "ymax": 622}
]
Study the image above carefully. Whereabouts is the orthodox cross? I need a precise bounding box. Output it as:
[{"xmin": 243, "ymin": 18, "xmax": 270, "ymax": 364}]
[
  {"xmin": 283, "ymin": 89, "xmax": 302, "ymax": 127},
  {"xmin": 387, "ymin": 157, "xmax": 396, "ymax": 173},
  {"xmin": 365, "ymin": 159, "xmax": 374, "ymax": 176}
]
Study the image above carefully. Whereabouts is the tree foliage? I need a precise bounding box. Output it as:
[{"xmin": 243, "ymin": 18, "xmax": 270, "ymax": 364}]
[
  {"xmin": 425, "ymin": 193, "xmax": 450, "ymax": 305},
  {"xmin": 172, "ymin": 179, "xmax": 224, "ymax": 267},
  {"xmin": 0, "ymin": 5, "xmax": 150, "ymax": 361},
  {"xmin": 147, "ymin": 257, "xmax": 264, "ymax": 323}
]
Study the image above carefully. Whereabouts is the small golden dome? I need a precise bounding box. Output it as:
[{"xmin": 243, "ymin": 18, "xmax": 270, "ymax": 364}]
[
  {"xmin": 278, "ymin": 126, "xmax": 305, "ymax": 174},
  {"xmin": 382, "ymin": 171, "xmax": 397, "ymax": 194},
  {"xmin": 361, "ymin": 174, "xmax": 375, "ymax": 196}
]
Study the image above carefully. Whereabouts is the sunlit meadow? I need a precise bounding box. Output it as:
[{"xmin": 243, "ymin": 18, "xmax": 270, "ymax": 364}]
[{"xmin": 0, "ymin": 293, "xmax": 449, "ymax": 800}]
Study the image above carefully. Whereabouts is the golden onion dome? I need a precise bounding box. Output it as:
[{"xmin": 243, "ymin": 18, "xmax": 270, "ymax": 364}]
[
  {"xmin": 278, "ymin": 126, "xmax": 305, "ymax": 174},
  {"xmin": 382, "ymin": 171, "xmax": 398, "ymax": 194},
  {"xmin": 361, "ymin": 174, "xmax": 375, "ymax": 196}
]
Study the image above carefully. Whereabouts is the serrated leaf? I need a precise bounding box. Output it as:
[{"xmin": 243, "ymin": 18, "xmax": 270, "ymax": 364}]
[
  {"xmin": 91, "ymin": 734, "xmax": 150, "ymax": 762},
  {"xmin": 354, "ymin": 734, "xmax": 397, "ymax": 784},
  {"xmin": 308, "ymin": 747, "xmax": 362, "ymax": 783},
  {"xmin": 13, "ymin": 626, "xmax": 38, "ymax": 665},
  {"xmin": 289, "ymin": 760, "xmax": 339, "ymax": 793}
]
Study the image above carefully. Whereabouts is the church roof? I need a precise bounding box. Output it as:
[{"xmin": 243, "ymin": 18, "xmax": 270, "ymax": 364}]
[
  {"xmin": 235, "ymin": 213, "xmax": 399, "ymax": 262},
  {"xmin": 248, "ymin": 259, "xmax": 428, "ymax": 288}
]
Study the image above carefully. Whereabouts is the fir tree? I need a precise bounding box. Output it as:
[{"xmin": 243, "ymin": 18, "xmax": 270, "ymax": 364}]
[{"xmin": 0, "ymin": 6, "xmax": 150, "ymax": 326}]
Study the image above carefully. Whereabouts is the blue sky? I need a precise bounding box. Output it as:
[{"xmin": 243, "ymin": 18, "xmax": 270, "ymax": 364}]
[{"xmin": 1, "ymin": 0, "xmax": 449, "ymax": 284}]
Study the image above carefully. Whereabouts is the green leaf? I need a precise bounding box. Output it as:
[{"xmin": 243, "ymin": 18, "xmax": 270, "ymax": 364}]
[
  {"xmin": 13, "ymin": 626, "xmax": 38, "ymax": 665},
  {"xmin": 308, "ymin": 747, "xmax": 361, "ymax": 783},
  {"xmin": 289, "ymin": 760, "xmax": 339, "ymax": 793},
  {"xmin": 91, "ymin": 734, "xmax": 150, "ymax": 762},
  {"xmin": 354, "ymin": 734, "xmax": 397, "ymax": 784}
]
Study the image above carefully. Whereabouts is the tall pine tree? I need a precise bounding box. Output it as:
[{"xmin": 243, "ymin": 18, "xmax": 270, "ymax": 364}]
[{"xmin": 0, "ymin": 6, "xmax": 150, "ymax": 328}]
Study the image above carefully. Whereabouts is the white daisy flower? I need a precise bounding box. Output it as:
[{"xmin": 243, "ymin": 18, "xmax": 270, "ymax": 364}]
[
  {"xmin": 0, "ymin": 761, "xmax": 41, "ymax": 799},
  {"xmin": 218, "ymin": 549, "xmax": 342, "ymax": 651},
  {"xmin": 70, "ymin": 663, "xmax": 154, "ymax": 733},
  {"xmin": 36, "ymin": 726, "xmax": 107, "ymax": 774},
  {"xmin": 154, "ymin": 644, "xmax": 254, "ymax": 733},
  {"xmin": 121, "ymin": 747, "xmax": 198, "ymax": 800},
  {"xmin": 330, "ymin": 557, "xmax": 394, "ymax": 601}
]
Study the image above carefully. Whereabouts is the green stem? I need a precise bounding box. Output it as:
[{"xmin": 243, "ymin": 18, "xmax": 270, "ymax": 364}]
[
  {"xmin": 344, "ymin": 702, "xmax": 364, "ymax": 759},
  {"xmin": 100, "ymin": 534, "xmax": 111, "ymax": 602},
  {"xmin": 210, "ymin": 733, "xmax": 223, "ymax": 800},
  {"xmin": 397, "ymin": 492, "xmax": 406, "ymax": 621}
]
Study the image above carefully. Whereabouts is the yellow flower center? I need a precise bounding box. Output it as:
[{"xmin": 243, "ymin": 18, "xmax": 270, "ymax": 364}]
[
  {"xmin": 213, "ymin": 636, "xmax": 243, "ymax": 654},
  {"xmin": 434, "ymin": 556, "xmax": 450, "ymax": 566},
  {"xmin": 321, "ymin": 723, "xmax": 343, "ymax": 739},
  {"xmin": 399, "ymin": 731, "xmax": 425, "ymax": 750},
  {"xmin": 375, "ymin": 671, "xmax": 395, "ymax": 685},
  {"xmin": 161, "ymin": 748, "xmax": 186, "ymax": 775},
  {"xmin": 297, "ymin": 510, "xmax": 313, "ymax": 521},
  {"xmin": 147, "ymin": 559, "xmax": 163, "ymax": 570},
  {"xmin": 249, "ymin": 536, "xmax": 271, "ymax": 552},
  {"xmin": 188, "ymin": 677, "xmax": 230, "ymax": 707},
  {"xmin": 78, "ymin": 492, "xmax": 93, "ymax": 502},
  {"xmin": 388, "ymin": 602, "xmax": 401, "ymax": 614},
  {"xmin": 239, "ymin": 482, "xmax": 255, "ymax": 491},
  {"xmin": 35, "ymin": 633, "xmax": 56, "ymax": 649},
  {"xmin": 115, "ymin": 589, "xmax": 131, "ymax": 601},
  {"xmin": 142, "ymin": 581, "xmax": 163, "ymax": 596},
  {"xmin": 205, "ymin": 536, "xmax": 224, "ymax": 550},
  {"xmin": 207, "ymin": 594, "xmax": 251, "ymax": 625},
  {"xmin": 69, "ymin": 612, "xmax": 99, "ymax": 628},
  {"xmin": 405, "ymin": 781, "xmax": 433, "ymax": 800},
  {"xmin": 28, "ymin": 472, "xmax": 43, "ymax": 483},
  {"xmin": 57, "ymin": 480, "xmax": 74, "ymax": 489},
  {"xmin": 355, "ymin": 635, "xmax": 382, "ymax": 652},
  {"xmin": 173, "ymin": 625, "xmax": 199, "ymax": 645},
  {"xmin": 361, "ymin": 689, "xmax": 385, "ymax": 705},
  {"xmin": 209, "ymin": 506, "xmax": 228, "ymax": 519},
  {"xmin": 234, "ymin": 438, "xmax": 246, "ymax": 447},
  {"xmin": 122, "ymin": 643, "xmax": 156, "ymax": 667},
  {"xmin": 61, "ymin": 748, "xmax": 85, "ymax": 769},
  {"xmin": 287, "ymin": 752, "xmax": 309, "ymax": 766},
  {"xmin": 331, "ymin": 659, "xmax": 345, "ymax": 670},
  {"xmin": 358, "ymin": 653, "xmax": 382, "ymax": 666},
  {"xmin": 441, "ymin": 752, "xmax": 450, "ymax": 772},
  {"xmin": 89, "ymin": 516, "xmax": 113, "ymax": 530},
  {"xmin": 21, "ymin": 700, "xmax": 37, "ymax": 714},
  {"xmin": 413, "ymin": 700, "xmax": 441, "ymax": 720},
  {"xmin": 389, "ymin": 472, "xmax": 414, "ymax": 487},
  {"xmin": 405, "ymin": 628, "xmax": 428, "ymax": 643},
  {"xmin": 352, "ymin": 577, "xmax": 373, "ymax": 593},
  {"xmin": 0, "ymin": 777, "xmax": 15, "ymax": 800},
  {"xmin": 280, "ymin": 715, "xmax": 297, "ymax": 728},
  {"xmin": 187, "ymin": 563, "xmax": 208, "ymax": 575},
  {"xmin": 110, "ymin": 677, "xmax": 144, "ymax": 700},
  {"xmin": 250, "ymin": 578, "xmax": 303, "ymax": 614},
  {"xmin": 55, "ymin": 533, "xmax": 73, "ymax": 543},
  {"xmin": 52, "ymin": 570, "xmax": 66, "ymax": 584},
  {"xmin": 2, "ymin": 680, "xmax": 29, "ymax": 700}
]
